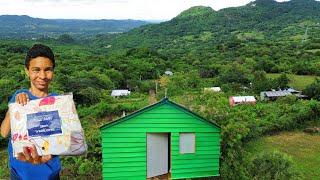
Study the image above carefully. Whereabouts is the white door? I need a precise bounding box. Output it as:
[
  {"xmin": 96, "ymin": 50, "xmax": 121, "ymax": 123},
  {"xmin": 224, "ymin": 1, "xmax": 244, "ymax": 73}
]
[{"xmin": 147, "ymin": 133, "xmax": 169, "ymax": 178}]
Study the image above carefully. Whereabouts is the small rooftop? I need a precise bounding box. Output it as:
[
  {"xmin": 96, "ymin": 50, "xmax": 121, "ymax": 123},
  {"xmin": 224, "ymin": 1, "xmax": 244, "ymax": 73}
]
[{"xmin": 264, "ymin": 91, "xmax": 292, "ymax": 97}]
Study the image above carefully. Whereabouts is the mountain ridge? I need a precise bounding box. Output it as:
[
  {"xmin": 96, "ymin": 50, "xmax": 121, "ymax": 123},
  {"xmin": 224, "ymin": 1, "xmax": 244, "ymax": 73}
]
[
  {"xmin": 0, "ymin": 15, "xmax": 150, "ymax": 39},
  {"xmin": 105, "ymin": 0, "xmax": 320, "ymax": 51}
]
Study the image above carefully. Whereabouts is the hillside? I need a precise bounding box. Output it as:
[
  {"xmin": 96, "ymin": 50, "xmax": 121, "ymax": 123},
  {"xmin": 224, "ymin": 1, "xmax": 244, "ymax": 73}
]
[
  {"xmin": 0, "ymin": 15, "xmax": 150, "ymax": 39},
  {"xmin": 108, "ymin": 0, "xmax": 320, "ymax": 48},
  {"xmin": 99, "ymin": 0, "xmax": 320, "ymax": 76}
]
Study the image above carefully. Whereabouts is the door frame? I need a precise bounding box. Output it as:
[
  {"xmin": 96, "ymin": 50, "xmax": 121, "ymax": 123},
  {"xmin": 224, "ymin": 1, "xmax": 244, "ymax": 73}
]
[{"xmin": 146, "ymin": 132, "xmax": 171, "ymax": 178}]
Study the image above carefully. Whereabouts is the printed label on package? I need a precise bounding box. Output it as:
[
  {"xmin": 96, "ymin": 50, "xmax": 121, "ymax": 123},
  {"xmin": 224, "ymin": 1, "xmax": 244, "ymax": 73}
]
[{"xmin": 27, "ymin": 110, "xmax": 62, "ymax": 137}]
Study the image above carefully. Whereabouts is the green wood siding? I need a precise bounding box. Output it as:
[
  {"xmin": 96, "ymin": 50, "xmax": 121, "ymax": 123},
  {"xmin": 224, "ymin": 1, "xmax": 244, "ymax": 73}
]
[
  {"xmin": 171, "ymin": 132, "xmax": 220, "ymax": 179},
  {"xmin": 101, "ymin": 103, "xmax": 220, "ymax": 180}
]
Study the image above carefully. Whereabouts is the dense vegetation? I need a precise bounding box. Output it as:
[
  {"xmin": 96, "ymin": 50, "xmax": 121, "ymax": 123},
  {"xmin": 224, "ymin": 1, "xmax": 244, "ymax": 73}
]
[
  {"xmin": 1, "ymin": 0, "xmax": 320, "ymax": 179},
  {"xmin": 100, "ymin": 0, "xmax": 320, "ymax": 77},
  {"xmin": 246, "ymin": 132, "xmax": 320, "ymax": 179}
]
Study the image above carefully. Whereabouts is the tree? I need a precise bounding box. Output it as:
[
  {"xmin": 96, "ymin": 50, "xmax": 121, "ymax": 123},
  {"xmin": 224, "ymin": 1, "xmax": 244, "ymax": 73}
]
[
  {"xmin": 303, "ymin": 78, "xmax": 320, "ymax": 100},
  {"xmin": 57, "ymin": 34, "xmax": 75, "ymax": 44},
  {"xmin": 159, "ymin": 75, "xmax": 170, "ymax": 88},
  {"xmin": 219, "ymin": 63, "xmax": 250, "ymax": 85},
  {"xmin": 249, "ymin": 151, "xmax": 299, "ymax": 180},
  {"xmin": 274, "ymin": 73, "xmax": 290, "ymax": 89},
  {"xmin": 254, "ymin": 56, "xmax": 276, "ymax": 73},
  {"xmin": 199, "ymin": 64, "xmax": 220, "ymax": 78},
  {"xmin": 252, "ymin": 71, "xmax": 273, "ymax": 93}
]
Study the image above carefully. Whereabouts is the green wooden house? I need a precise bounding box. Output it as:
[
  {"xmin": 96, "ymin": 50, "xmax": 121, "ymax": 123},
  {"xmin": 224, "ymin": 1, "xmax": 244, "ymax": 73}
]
[{"xmin": 100, "ymin": 98, "xmax": 221, "ymax": 180}]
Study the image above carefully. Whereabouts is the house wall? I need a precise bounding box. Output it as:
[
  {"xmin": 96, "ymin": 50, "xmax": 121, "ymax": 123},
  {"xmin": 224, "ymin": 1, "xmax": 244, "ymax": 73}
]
[
  {"xmin": 101, "ymin": 103, "xmax": 220, "ymax": 180},
  {"xmin": 171, "ymin": 132, "xmax": 220, "ymax": 179}
]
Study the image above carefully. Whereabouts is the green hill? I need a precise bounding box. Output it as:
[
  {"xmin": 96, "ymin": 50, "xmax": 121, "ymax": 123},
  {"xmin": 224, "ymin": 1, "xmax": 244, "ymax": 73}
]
[
  {"xmin": 107, "ymin": 0, "xmax": 320, "ymax": 48},
  {"xmin": 175, "ymin": 6, "xmax": 216, "ymax": 19},
  {"xmin": 99, "ymin": 0, "xmax": 320, "ymax": 75}
]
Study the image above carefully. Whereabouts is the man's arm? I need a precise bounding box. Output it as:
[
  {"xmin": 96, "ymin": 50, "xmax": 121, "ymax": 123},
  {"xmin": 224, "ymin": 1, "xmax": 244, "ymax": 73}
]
[{"xmin": 1, "ymin": 111, "xmax": 10, "ymax": 138}]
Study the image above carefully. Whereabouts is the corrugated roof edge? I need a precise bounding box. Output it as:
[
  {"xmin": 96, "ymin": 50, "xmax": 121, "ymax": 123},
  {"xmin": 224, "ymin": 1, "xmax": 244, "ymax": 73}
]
[{"xmin": 100, "ymin": 97, "xmax": 221, "ymax": 130}]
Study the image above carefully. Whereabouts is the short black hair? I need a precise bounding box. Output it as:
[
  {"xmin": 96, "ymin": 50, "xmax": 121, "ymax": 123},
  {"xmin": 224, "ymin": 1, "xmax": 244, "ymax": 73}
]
[{"xmin": 25, "ymin": 44, "xmax": 55, "ymax": 69}]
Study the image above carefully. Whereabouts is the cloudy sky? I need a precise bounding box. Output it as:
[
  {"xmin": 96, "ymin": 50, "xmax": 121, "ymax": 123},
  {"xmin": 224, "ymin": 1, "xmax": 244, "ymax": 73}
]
[{"xmin": 0, "ymin": 0, "xmax": 291, "ymax": 20}]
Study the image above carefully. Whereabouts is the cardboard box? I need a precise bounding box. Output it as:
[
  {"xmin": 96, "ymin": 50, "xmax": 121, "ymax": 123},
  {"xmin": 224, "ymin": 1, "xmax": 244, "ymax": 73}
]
[{"xmin": 9, "ymin": 94, "xmax": 87, "ymax": 157}]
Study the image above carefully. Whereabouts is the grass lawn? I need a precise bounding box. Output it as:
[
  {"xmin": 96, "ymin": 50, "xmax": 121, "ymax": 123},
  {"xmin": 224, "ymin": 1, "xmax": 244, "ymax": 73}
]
[
  {"xmin": 267, "ymin": 73, "xmax": 317, "ymax": 90},
  {"xmin": 245, "ymin": 132, "xmax": 320, "ymax": 180}
]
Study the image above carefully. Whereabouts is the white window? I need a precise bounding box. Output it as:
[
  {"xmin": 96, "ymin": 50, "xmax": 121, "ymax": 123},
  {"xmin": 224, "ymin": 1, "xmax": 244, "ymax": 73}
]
[{"xmin": 179, "ymin": 133, "xmax": 195, "ymax": 154}]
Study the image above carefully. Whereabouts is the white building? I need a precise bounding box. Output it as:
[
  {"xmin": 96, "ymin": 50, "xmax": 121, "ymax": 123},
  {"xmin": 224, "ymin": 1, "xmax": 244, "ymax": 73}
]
[
  {"xmin": 164, "ymin": 71, "xmax": 173, "ymax": 76},
  {"xmin": 204, "ymin": 87, "xmax": 221, "ymax": 92},
  {"xmin": 111, "ymin": 90, "xmax": 131, "ymax": 97},
  {"xmin": 229, "ymin": 96, "xmax": 256, "ymax": 106}
]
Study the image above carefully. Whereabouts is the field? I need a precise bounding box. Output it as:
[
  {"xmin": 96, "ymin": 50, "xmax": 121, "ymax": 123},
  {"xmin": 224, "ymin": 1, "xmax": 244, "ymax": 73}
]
[
  {"xmin": 267, "ymin": 73, "xmax": 317, "ymax": 90},
  {"xmin": 245, "ymin": 131, "xmax": 320, "ymax": 180}
]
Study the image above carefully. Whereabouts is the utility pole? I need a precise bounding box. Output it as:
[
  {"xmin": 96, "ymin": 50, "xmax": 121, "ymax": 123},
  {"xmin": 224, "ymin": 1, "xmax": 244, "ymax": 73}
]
[{"xmin": 155, "ymin": 81, "xmax": 158, "ymax": 94}]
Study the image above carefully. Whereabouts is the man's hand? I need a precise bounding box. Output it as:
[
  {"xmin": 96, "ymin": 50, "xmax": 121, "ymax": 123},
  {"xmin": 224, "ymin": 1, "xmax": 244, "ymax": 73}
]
[
  {"xmin": 14, "ymin": 93, "xmax": 53, "ymax": 164},
  {"xmin": 15, "ymin": 93, "xmax": 29, "ymax": 106},
  {"xmin": 17, "ymin": 145, "xmax": 52, "ymax": 164}
]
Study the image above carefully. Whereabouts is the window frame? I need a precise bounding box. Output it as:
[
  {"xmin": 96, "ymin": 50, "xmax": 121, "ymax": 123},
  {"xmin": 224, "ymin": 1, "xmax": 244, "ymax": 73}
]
[{"xmin": 179, "ymin": 132, "xmax": 196, "ymax": 154}]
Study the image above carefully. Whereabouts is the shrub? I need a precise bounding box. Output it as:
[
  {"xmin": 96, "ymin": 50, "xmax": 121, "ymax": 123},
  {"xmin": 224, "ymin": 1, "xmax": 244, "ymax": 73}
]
[
  {"xmin": 303, "ymin": 78, "xmax": 320, "ymax": 100},
  {"xmin": 249, "ymin": 151, "xmax": 300, "ymax": 180},
  {"xmin": 138, "ymin": 80, "xmax": 155, "ymax": 93},
  {"xmin": 75, "ymin": 87, "xmax": 102, "ymax": 105}
]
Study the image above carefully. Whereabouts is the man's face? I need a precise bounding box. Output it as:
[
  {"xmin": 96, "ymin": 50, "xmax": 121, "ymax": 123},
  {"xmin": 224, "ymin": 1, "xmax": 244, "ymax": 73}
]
[{"xmin": 25, "ymin": 57, "xmax": 54, "ymax": 91}]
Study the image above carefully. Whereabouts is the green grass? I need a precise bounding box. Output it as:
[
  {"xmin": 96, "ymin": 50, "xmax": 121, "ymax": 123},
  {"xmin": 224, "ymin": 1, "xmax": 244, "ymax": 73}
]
[
  {"xmin": 245, "ymin": 132, "xmax": 320, "ymax": 180},
  {"xmin": 0, "ymin": 147, "xmax": 9, "ymax": 178},
  {"xmin": 267, "ymin": 73, "xmax": 317, "ymax": 90}
]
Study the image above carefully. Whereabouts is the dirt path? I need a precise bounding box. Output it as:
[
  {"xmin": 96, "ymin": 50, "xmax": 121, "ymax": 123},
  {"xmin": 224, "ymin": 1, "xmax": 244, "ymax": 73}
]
[{"xmin": 148, "ymin": 89, "xmax": 157, "ymax": 104}]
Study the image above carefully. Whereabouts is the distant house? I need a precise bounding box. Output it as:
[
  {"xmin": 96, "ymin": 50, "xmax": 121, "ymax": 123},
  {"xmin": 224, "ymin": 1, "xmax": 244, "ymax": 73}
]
[
  {"xmin": 229, "ymin": 96, "xmax": 256, "ymax": 106},
  {"xmin": 111, "ymin": 89, "xmax": 131, "ymax": 97},
  {"xmin": 260, "ymin": 88, "xmax": 307, "ymax": 101},
  {"xmin": 260, "ymin": 91, "xmax": 291, "ymax": 101},
  {"xmin": 164, "ymin": 70, "xmax": 173, "ymax": 76},
  {"xmin": 204, "ymin": 87, "xmax": 221, "ymax": 92},
  {"xmin": 100, "ymin": 98, "xmax": 221, "ymax": 179},
  {"xmin": 285, "ymin": 88, "xmax": 300, "ymax": 94}
]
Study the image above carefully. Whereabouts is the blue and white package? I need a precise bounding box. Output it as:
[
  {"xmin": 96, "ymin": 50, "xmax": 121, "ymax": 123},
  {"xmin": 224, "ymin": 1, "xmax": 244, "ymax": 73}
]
[{"xmin": 9, "ymin": 94, "xmax": 87, "ymax": 156}]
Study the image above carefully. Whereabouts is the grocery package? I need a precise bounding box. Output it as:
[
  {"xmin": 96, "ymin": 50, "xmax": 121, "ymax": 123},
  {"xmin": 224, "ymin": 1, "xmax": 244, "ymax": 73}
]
[{"xmin": 9, "ymin": 94, "xmax": 87, "ymax": 157}]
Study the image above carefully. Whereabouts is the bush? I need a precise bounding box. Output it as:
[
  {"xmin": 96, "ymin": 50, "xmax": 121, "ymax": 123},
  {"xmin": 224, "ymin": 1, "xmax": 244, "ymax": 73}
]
[
  {"xmin": 303, "ymin": 78, "xmax": 320, "ymax": 100},
  {"xmin": 61, "ymin": 156, "xmax": 101, "ymax": 179},
  {"xmin": 273, "ymin": 73, "xmax": 290, "ymax": 89},
  {"xmin": 138, "ymin": 80, "xmax": 155, "ymax": 93},
  {"xmin": 220, "ymin": 121, "xmax": 251, "ymax": 180},
  {"xmin": 249, "ymin": 151, "xmax": 300, "ymax": 180},
  {"xmin": 165, "ymin": 71, "xmax": 201, "ymax": 95},
  {"xmin": 77, "ymin": 158, "xmax": 101, "ymax": 176},
  {"xmin": 76, "ymin": 87, "xmax": 102, "ymax": 105}
]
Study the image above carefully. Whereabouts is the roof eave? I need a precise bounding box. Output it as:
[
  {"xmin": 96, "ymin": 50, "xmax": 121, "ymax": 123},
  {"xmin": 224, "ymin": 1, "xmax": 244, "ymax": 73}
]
[{"xmin": 100, "ymin": 97, "xmax": 221, "ymax": 130}]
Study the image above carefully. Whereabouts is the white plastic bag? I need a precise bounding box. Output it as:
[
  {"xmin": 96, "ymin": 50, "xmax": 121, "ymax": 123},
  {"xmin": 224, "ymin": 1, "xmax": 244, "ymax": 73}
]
[{"xmin": 9, "ymin": 93, "xmax": 87, "ymax": 157}]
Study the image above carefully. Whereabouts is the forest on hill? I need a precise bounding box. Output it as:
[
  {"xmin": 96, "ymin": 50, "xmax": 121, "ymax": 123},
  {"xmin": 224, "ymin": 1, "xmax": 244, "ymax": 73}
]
[
  {"xmin": 99, "ymin": 0, "xmax": 320, "ymax": 77},
  {"xmin": 1, "ymin": 0, "xmax": 320, "ymax": 179},
  {"xmin": 0, "ymin": 15, "xmax": 150, "ymax": 39}
]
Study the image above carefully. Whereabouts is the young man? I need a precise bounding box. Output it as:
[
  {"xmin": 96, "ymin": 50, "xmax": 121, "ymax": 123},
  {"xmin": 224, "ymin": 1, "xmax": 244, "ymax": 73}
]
[{"xmin": 0, "ymin": 44, "xmax": 61, "ymax": 180}]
